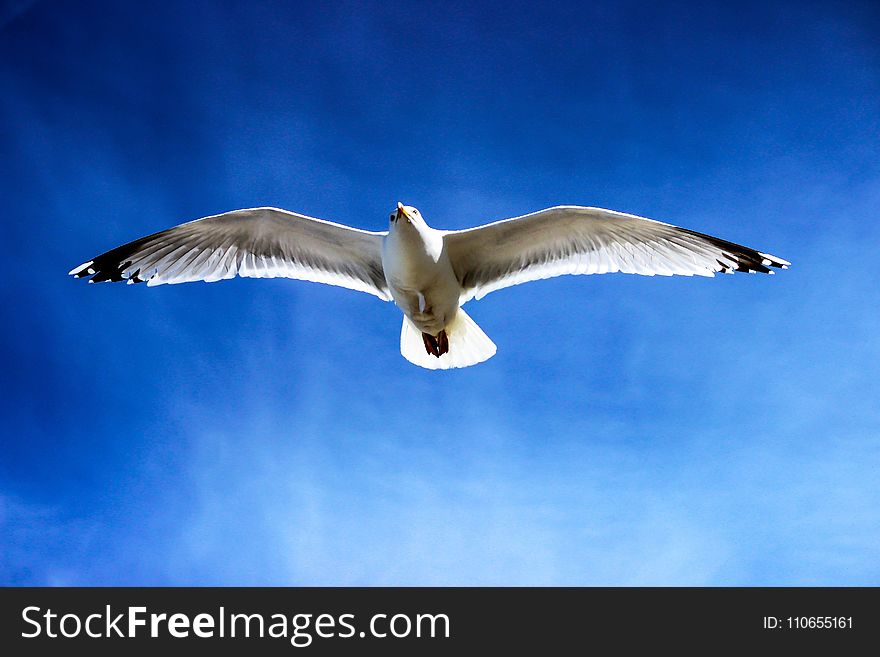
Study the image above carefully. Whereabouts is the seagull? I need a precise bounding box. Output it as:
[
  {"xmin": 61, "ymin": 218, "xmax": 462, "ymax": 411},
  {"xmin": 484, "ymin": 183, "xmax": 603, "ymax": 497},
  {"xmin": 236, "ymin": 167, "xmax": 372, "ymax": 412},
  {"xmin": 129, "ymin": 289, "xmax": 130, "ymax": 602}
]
[{"xmin": 70, "ymin": 203, "xmax": 789, "ymax": 369}]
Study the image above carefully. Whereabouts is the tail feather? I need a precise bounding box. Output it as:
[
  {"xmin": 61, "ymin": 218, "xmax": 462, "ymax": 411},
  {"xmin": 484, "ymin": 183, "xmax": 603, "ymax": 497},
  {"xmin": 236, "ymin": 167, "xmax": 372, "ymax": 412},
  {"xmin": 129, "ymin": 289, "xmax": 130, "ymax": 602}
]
[{"xmin": 400, "ymin": 308, "xmax": 496, "ymax": 370}]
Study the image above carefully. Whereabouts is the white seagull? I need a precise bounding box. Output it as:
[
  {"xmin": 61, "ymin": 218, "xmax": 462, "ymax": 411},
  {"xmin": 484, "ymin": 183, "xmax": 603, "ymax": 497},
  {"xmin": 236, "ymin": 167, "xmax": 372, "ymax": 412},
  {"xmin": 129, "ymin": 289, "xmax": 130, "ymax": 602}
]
[{"xmin": 70, "ymin": 203, "xmax": 789, "ymax": 369}]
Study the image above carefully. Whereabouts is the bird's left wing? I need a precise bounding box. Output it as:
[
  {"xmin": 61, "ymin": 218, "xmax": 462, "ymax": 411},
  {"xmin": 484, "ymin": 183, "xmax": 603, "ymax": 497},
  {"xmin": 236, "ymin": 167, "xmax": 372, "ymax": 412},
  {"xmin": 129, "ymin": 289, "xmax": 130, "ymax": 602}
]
[
  {"xmin": 69, "ymin": 207, "xmax": 392, "ymax": 300},
  {"xmin": 444, "ymin": 206, "xmax": 789, "ymax": 302}
]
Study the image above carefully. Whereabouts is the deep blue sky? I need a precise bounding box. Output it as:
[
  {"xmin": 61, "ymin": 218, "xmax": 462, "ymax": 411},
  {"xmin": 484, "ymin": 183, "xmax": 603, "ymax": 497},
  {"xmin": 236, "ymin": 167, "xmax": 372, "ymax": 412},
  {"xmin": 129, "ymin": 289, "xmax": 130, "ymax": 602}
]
[{"xmin": 1, "ymin": 0, "xmax": 878, "ymax": 585}]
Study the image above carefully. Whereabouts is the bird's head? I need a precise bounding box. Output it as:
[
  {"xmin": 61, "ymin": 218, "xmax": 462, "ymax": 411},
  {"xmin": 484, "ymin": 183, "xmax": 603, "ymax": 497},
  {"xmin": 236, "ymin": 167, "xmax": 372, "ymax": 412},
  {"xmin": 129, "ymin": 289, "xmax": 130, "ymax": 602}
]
[{"xmin": 390, "ymin": 202, "xmax": 423, "ymax": 228}]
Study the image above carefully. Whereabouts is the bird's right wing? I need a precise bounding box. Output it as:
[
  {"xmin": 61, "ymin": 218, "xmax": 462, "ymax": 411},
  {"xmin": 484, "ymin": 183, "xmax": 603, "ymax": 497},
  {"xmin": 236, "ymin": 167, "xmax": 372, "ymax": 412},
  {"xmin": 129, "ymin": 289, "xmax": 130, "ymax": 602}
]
[
  {"xmin": 444, "ymin": 205, "xmax": 789, "ymax": 302},
  {"xmin": 69, "ymin": 207, "xmax": 392, "ymax": 300}
]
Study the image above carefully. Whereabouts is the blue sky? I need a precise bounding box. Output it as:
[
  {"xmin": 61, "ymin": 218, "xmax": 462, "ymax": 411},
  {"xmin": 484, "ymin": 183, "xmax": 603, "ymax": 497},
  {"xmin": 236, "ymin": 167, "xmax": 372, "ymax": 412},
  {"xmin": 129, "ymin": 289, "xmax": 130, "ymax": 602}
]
[{"xmin": 1, "ymin": 0, "xmax": 878, "ymax": 585}]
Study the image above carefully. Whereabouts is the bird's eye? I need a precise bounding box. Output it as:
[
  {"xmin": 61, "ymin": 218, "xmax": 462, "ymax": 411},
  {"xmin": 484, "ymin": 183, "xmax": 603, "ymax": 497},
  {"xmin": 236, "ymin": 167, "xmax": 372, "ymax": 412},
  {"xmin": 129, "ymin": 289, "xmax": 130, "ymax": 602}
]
[{"xmin": 390, "ymin": 214, "xmax": 395, "ymax": 221}]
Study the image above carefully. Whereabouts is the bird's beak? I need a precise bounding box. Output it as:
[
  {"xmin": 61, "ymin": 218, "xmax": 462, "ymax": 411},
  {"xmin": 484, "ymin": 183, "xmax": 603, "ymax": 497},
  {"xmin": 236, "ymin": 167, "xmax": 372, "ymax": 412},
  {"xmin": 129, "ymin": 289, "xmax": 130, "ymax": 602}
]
[{"xmin": 396, "ymin": 202, "xmax": 410, "ymax": 222}]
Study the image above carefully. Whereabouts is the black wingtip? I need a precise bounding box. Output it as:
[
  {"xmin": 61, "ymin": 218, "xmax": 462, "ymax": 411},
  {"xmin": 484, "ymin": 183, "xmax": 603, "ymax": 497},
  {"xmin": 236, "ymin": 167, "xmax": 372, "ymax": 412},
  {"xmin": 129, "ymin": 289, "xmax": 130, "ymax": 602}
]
[
  {"xmin": 680, "ymin": 226, "xmax": 789, "ymax": 276},
  {"xmin": 69, "ymin": 256, "xmax": 138, "ymax": 284},
  {"xmin": 69, "ymin": 230, "xmax": 161, "ymax": 285}
]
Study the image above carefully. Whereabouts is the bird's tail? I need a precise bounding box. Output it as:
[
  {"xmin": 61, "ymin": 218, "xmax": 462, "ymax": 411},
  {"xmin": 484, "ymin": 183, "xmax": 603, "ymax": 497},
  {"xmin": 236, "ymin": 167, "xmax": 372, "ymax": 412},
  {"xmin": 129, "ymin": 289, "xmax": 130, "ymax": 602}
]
[{"xmin": 400, "ymin": 308, "xmax": 496, "ymax": 370}]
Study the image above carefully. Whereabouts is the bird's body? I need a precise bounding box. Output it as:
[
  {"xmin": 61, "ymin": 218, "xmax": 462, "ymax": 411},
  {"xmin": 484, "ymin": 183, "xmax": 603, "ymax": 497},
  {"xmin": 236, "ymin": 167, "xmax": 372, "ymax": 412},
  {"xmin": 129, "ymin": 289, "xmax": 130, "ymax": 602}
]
[
  {"xmin": 70, "ymin": 202, "xmax": 789, "ymax": 369},
  {"xmin": 381, "ymin": 206, "xmax": 459, "ymax": 337}
]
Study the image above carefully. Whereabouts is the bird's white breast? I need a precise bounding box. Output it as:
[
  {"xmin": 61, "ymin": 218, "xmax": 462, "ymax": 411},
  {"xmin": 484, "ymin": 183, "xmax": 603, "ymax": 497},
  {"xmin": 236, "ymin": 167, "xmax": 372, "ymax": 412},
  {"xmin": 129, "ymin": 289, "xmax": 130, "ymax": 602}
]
[{"xmin": 382, "ymin": 222, "xmax": 460, "ymax": 334}]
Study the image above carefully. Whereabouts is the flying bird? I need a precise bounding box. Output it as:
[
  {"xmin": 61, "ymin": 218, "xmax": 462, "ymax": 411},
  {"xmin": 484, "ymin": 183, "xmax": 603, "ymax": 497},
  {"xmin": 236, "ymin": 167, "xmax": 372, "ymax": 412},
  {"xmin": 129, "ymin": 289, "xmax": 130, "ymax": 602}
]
[{"xmin": 70, "ymin": 203, "xmax": 789, "ymax": 369}]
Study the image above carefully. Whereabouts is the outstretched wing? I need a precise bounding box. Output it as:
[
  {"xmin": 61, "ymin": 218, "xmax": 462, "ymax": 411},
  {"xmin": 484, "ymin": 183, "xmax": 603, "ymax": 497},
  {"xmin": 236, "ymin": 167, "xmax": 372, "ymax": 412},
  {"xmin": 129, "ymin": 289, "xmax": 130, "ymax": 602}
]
[
  {"xmin": 444, "ymin": 206, "xmax": 789, "ymax": 302},
  {"xmin": 69, "ymin": 207, "xmax": 391, "ymax": 300}
]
